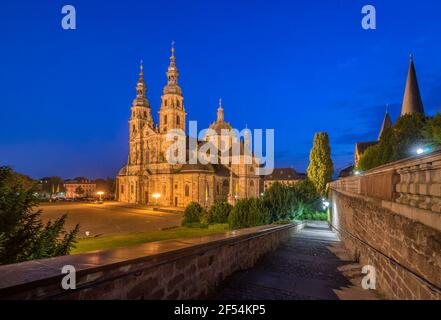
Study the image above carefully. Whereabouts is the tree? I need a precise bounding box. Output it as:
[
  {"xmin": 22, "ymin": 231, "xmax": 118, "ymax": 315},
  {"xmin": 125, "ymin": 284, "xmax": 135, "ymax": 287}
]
[
  {"xmin": 422, "ymin": 112, "xmax": 441, "ymax": 145},
  {"xmin": 307, "ymin": 132, "xmax": 334, "ymax": 195},
  {"xmin": 0, "ymin": 167, "xmax": 79, "ymax": 265},
  {"xmin": 359, "ymin": 113, "xmax": 427, "ymax": 171}
]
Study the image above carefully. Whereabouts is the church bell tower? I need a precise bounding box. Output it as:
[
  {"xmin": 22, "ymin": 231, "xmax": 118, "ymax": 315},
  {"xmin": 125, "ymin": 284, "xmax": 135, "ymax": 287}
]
[{"xmin": 159, "ymin": 43, "xmax": 186, "ymax": 134}]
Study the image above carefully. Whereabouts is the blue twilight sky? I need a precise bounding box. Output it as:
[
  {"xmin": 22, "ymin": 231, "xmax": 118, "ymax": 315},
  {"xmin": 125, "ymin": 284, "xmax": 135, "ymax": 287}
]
[{"xmin": 1, "ymin": 0, "xmax": 441, "ymax": 179}]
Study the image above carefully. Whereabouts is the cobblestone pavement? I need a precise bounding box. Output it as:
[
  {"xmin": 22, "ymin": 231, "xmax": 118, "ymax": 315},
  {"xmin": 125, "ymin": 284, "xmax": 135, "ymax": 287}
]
[{"xmin": 211, "ymin": 222, "xmax": 381, "ymax": 300}]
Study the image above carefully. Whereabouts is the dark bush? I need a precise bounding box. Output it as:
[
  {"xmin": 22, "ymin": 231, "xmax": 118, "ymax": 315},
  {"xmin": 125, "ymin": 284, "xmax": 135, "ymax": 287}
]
[
  {"xmin": 228, "ymin": 198, "xmax": 270, "ymax": 230},
  {"xmin": 182, "ymin": 202, "xmax": 205, "ymax": 226},
  {"xmin": 207, "ymin": 201, "xmax": 232, "ymax": 224}
]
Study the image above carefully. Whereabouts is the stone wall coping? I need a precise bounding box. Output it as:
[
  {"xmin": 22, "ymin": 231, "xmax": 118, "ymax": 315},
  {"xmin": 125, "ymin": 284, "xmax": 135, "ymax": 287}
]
[
  {"xmin": 0, "ymin": 222, "xmax": 302, "ymax": 298},
  {"xmin": 332, "ymin": 188, "xmax": 441, "ymax": 232},
  {"xmin": 349, "ymin": 148, "xmax": 441, "ymax": 178}
]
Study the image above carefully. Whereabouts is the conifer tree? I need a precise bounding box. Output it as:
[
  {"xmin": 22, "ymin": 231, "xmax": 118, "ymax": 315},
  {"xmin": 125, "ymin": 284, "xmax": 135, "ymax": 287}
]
[{"xmin": 307, "ymin": 132, "xmax": 334, "ymax": 195}]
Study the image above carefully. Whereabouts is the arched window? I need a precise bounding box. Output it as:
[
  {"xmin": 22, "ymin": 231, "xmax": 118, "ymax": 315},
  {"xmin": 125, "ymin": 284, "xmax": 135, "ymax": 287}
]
[
  {"xmin": 250, "ymin": 180, "xmax": 255, "ymax": 187},
  {"xmin": 132, "ymin": 124, "xmax": 136, "ymax": 132},
  {"xmin": 176, "ymin": 115, "xmax": 180, "ymax": 126},
  {"xmin": 164, "ymin": 99, "xmax": 168, "ymax": 106},
  {"xmin": 185, "ymin": 184, "xmax": 190, "ymax": 197},
  {"xmin": 164, "ymin": 115, "xmax": 168, "ymax": 124},
  {"xmin": 177, "ymin": 100, "xmax": 180, "ymax": 108},
  {"xmin": 121, "ymin": 185, "xmax": 124, "ymax": 194}
]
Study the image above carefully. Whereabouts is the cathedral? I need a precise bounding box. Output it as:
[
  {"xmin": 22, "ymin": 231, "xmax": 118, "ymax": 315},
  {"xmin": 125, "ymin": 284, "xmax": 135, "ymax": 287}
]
[{"xmin": 116, "ymin": 46, "xmax": 262, "ymax": 207}]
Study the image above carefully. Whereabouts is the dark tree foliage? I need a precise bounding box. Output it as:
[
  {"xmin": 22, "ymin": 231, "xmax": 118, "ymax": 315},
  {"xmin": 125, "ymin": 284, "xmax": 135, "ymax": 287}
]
[
  {"xmin": 307, "ymin": 132, "xmax": 334, "ymax": 195},
  {"xmin": 206, "ymin": 201, "xmax": 232, "ymax": 224},
  {"xmin": 262, "ymin": 182, "xmax": 294, "ymax": 222},
  {"xmin": 228, "ymin": 198, "xmax": 269, "ymax": 230},
  {"xmin": 0, "ymin": 167, "xmax": 79, "ymax": 265},
  {"xmin": 182, "ymin": 202, "xmax": 205, "ymax": 226},
  {"xmin": 359, "ymin": 113, "xmax": 427, "ymax": 171},
  {"xmin": 423, "ymin": 112, "xmax": 441, "ymax": 145}
]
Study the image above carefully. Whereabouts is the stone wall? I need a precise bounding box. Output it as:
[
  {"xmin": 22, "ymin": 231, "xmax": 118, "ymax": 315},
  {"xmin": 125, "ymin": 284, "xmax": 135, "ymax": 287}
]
[
  {"xmin": 0, "ymin": 223, "xmax": 304, "ymax": 300},
  {"xmin": 330, "ymin": 150, "xmax": 441, "ymax": 300}
]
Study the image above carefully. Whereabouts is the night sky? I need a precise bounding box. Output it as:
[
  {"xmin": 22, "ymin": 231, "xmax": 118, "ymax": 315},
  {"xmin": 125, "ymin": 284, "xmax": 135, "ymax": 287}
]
[{"xmin": 1, "ymin": 0, "xmax": 441, "ymax": 179}]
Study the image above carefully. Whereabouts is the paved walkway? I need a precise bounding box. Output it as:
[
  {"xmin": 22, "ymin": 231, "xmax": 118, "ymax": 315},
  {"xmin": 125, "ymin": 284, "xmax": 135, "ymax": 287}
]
[{"xmin": 211, "ymin": 222, "xmax": 381, "ymax": 300}]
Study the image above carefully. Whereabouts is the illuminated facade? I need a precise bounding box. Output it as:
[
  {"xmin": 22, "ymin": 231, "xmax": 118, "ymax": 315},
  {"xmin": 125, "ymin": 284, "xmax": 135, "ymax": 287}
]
[{"xmin": 116, "ymin": 46, "xmax": 262, "ymax": 207}]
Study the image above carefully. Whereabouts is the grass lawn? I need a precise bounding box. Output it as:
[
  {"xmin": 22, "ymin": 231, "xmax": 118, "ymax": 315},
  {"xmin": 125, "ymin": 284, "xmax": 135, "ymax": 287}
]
[{"xmin": 72, "ymin": 224, "xmax": 229, "ymax": 254}]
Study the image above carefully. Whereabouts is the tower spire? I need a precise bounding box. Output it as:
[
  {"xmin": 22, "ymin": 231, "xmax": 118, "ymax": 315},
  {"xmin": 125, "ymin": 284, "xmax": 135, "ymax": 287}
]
[
  {"xmin": 401, "ymin": 54, "xmax": 424, "ymax": 116},
  {"xmin": 217, "ymin": 98, "xmax": 224, "ymax": 122},
  {"xmin": 163, "ymin": 41, "xmax": 181, "ymax": 95},
  {"xmin": 378, "ymin": 107, "xmax": 392, "ymax": 140}
]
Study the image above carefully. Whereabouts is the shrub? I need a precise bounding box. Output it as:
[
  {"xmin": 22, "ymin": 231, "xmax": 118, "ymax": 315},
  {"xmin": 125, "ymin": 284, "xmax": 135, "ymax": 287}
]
[
  {"xmin": 262, "ymin": 182, "xmax": 294, "ymax": 221},
  {"xmin": 228, "ymin": 198, "xmax": 270, "ymax": 230},
  {"xmin": 206, "ymin": 201, "xmax": 232, "ymax": 224},
  {"xmin": 182, "ymin": 202, "xmax": 205, "ymax": 226}
]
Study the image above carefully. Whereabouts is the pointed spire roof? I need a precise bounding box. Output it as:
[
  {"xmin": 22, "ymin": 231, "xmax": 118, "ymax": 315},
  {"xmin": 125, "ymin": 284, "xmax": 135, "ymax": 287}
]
[
  {"xmin": 401, "ymin": 54, "xmax": 424, "ymax": 116},
  {"xmin": 378, "ymin": 109, "xmax": 392, "ymax": 140},
  {"xmin": 163, "ymin": 41, "xmax": 182, "ymax": 95}
]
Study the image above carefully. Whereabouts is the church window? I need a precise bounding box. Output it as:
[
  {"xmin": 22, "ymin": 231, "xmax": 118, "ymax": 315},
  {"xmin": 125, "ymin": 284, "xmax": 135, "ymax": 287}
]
[
  {"xmin": 185, "ymin": 184, "xmax": 190, "ymax": 197},
  {"xmin": 121, "ymin": 185, "xmax": 124, "ymax": 194},
  {"xmin": 177, "ymin": 100, "xmax": 180, "ymax": 108},
  {"xmin": 165, "ymin": 99, "xmax": 168, "ymax": 106},
  {"xmin": 130, "ymin": 184, "xmax": 134, "ymax": 194},
  {"xmin": 164, "ymin": 115, "xmax": 168, "ymax": 124},
  {"xmin": 132, "ymin": 124, "xmax": 136, "ymax": 132},
  {"xmin": 176, "ymin": 115, "xmax": 180, "ymax": 126},
  {"xmin": 223, "ymin": 179, "xmax": 229, "ymax": 187},
  {"xmin": 250, "ymin": 180, "xmax": 254, "ymax": 187},
  {"xmin": 175, "ymin": 184, "xmax": 178, "ymax": 189},
  {"xmin": 216, "ymin": 184, "xmax": 220, "ymax": 195},
  {"xmin": 162, "ymin": 185, "xmax": 166, "ymax": 196}
]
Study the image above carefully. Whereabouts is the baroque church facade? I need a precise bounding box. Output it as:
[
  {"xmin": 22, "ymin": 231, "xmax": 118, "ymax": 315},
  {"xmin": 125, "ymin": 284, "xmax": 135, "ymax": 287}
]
[{"xmin": 116, "ymin": 46, "xmax": 262, "ymax": 207}]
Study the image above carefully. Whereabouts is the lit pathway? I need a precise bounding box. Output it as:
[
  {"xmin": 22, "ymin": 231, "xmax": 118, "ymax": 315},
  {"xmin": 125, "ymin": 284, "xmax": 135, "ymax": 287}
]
[{"xmin": 211, "ymin": 222, "xmax": 382, "ymax": 300}]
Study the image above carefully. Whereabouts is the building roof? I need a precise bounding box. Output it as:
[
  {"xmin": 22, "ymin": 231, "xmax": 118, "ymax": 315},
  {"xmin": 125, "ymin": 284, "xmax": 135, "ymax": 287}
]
[
  {"xmin": 338, "ymin": 165, "xmax": 354, "ymax": 178},
  {"xmin": 401, "ymin": 55, "xmax": 424, "ymax": 115},
  {"xmin": 378, "ymin": 112, "xmax": 392, "ymax": 140},
  {"xmin": 355, "ymin": 141, "xmax": 378, "ymax": 156},
  {"xmin": 264, "ymin": 168, "xmax": 304, "ymax": 181}
]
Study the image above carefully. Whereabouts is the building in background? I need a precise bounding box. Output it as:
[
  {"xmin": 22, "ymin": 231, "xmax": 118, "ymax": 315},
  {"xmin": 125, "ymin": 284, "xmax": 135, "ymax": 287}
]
[
  {"xmin": 263, "ymin": 168, "xmax": 305, "ymax": 191},
  {"xmin": 354, "ymin": 55, "xmax": 425, "ymax": 168},
  {"xmin": 116, "ymin": 46, "xmax": 261, "ymax": 208},
  {"xmin": 64, "ymin": 179, "xmax": 96, "ymax": 199}
]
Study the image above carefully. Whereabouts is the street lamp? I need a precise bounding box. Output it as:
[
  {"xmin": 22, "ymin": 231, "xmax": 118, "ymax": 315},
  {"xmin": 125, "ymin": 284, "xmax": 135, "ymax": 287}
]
[
  {"xmin": 416, "ymin": 148, "xmax": 425, "ymax": 155},
  {"xmin": 97, "ymin": 191, "xmax": 104, "ymax": 202},
  {"xmin": 152, "ymin": 193, "xmax": 161, "ymax": 206}
]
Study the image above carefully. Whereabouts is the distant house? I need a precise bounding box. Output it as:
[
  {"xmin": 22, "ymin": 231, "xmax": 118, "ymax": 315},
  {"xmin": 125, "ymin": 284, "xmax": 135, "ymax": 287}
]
[
  {"xmin": 338, "ymin": 165, "xmax": 355, "ymax": 179},
  {"xmin": 64, "ymin": 179, "xmax": 96, "ymax": 199},
  {"xmin": 264, "ymin": 168, "xmax": 306, "ymax": 191}
]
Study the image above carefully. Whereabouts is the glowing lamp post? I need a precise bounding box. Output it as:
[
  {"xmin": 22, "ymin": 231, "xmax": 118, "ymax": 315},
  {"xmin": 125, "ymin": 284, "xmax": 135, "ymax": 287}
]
[
  {"xmin": 97, "ymin": 191, "xmax": 104, "ymax": 201},
  {"xmin": 152, "ymin": 193, "xmax": 161, "ymax": 206}
]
